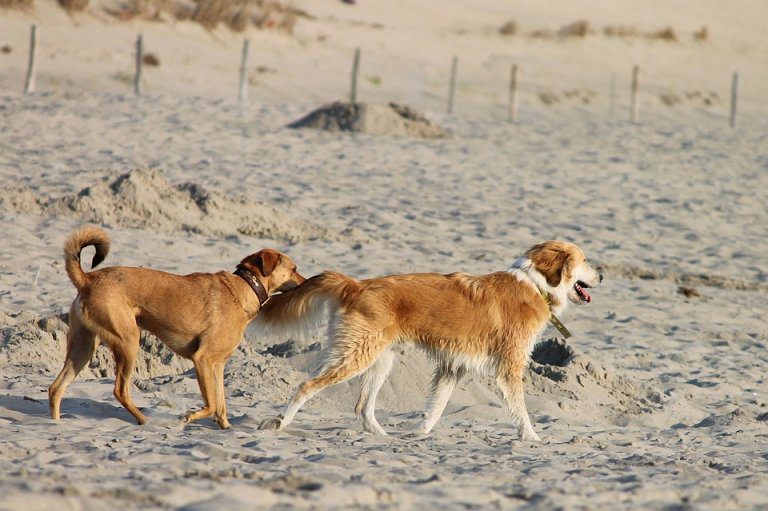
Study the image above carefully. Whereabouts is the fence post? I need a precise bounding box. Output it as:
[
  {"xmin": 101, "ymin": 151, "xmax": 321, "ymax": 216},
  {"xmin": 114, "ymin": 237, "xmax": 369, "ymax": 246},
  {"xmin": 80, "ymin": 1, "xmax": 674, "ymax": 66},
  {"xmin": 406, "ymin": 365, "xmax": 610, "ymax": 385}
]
[
  {"xmin": 350, "ymin": 47, "xmax": 360, "ymax": 103},
  {"xmin": 447, "ymin": 56, "xmax": 458, "ymax": 114},
  {"xmin": 629, "ymin": 65, "xmax": 639, "ymax": 124},
  {"xmin": 134, "ymin": 34, "xmax": 143, "ymax": 96},
  {"xmin": 508, "ymin": 64, "xmax": 518, "ymax": 122},
  {"xmin": 23, "ymin": 25, "xmax": 37, "ymax": 94},
  {"xmin": 238, "ymin": 39, "xmax": 250, "ymax": 104},
  {"xmin": 729, "ymin": 71, "xmax": 738, "ymax": 128}
]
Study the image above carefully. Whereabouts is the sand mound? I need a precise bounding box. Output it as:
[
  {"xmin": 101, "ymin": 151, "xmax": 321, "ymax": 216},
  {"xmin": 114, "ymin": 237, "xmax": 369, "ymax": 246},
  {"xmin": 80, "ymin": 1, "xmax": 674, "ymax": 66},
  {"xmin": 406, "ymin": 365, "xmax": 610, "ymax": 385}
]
[
  {"xmin": 287, "ymin": 102, "xmax": 447, "ymax": 139},
  {"xmin": 0, "ymin": 311, "xmax": 192, "ymax": 380},
  {"xmin": 526, "ymin": 338, "xmax": 664, "ymax": 425},
  {"xmin": 0, "ymin": 168, "xmax": 333, "ymax": 244}
]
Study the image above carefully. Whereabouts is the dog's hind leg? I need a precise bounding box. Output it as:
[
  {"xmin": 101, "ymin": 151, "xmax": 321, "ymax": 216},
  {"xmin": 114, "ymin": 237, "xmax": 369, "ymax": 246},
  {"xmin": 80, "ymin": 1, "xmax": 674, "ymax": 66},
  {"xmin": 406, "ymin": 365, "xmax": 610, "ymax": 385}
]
[
  {"xmin": 110, "ymin": 327, "xmax": 147, "ymax": 425},
  {"xmin": 495, "ymin": 364, "xmax": 540, "ymax": 442},
  {"xmin": 259, "ymin": 327, "xmax": 387, "ymax": 432},
  {"xmin": 49, "ymin": 306, "xmax": 99, "ymax": 420},
  {"xmin": 355, "ymin": 348, "xmax": 394, "ymax": 435},
  {"xmin": 418, "ymin": 362, "xmax": 465, "ymax": 434}
]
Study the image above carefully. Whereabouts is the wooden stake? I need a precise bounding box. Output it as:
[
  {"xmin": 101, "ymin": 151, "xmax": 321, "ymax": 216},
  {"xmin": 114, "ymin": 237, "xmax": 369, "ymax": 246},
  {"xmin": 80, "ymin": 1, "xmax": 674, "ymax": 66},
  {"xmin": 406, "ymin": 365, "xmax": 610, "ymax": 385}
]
[
  {"xmin": 729, "ymin": 71, "xmax": 738, "ymax": 128},
  {"xmin": 629, "ymin": 65, "xmax": 639, "ymax": 124},
  {"xmin": 447, "ymin": 56, "xmax": 458, "ymax": 114},
  {"xmin": 508, "ymin": 64, "xmax": 518, "ymax": 122},
  {"xmin": 238, "ymin": 39, "xmax": 250, "ymax": 104},
  {"xmin": 134, "ymin": 34, "xmax": 143, "ymax": 96},
  {"xmin": 350, "ymin": 47, "xmax": 360, "ymax": 103},
  {"xmin": 23, "ymin": 25, "xmax": 37, "ymax": 94}
]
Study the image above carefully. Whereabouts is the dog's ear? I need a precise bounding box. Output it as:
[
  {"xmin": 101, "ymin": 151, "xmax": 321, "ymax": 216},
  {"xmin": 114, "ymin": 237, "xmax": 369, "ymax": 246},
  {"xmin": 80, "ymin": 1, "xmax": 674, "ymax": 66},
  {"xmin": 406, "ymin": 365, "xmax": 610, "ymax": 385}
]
[
  {"xmin": 527, "ymin": 244, "xmax": 573, "ymax": 288},
  {"xmin": 249, "ymin": 250, "xmax": 280, "ymax": 277}
]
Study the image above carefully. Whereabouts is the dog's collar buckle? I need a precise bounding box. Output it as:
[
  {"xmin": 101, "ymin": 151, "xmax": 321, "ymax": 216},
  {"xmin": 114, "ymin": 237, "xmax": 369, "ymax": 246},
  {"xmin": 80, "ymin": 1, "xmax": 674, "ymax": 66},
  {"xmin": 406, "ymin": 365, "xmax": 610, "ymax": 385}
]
[
  {"xmin": 539, "ymin": 289, "xmax": 572, "ymax": 340},
  {"xmin": 234, "ymin": 267, "xmax": 270, "ymax": 307}
]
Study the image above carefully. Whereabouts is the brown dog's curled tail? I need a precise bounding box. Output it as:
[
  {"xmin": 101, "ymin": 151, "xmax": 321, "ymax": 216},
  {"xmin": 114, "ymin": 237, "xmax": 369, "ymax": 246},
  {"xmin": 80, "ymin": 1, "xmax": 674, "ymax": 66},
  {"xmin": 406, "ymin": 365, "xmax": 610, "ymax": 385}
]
[
  {"xmin": 63, "ymin": 226, "xmax": 110, "ymax": 291},
  {"xmin": 257, "ymin": 271, "xmax": 359, "ymax": 336}
]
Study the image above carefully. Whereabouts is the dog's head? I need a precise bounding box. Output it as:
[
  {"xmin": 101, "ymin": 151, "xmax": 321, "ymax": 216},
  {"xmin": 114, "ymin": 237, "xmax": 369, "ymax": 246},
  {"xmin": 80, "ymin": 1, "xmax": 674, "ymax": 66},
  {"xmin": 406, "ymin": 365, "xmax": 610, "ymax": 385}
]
[
  {"xmin": 238, "ymin": 249, "xmax": 306, "ymax": 294},
  {"xmin": 522, "ymin": 240, "xmax": 602, "ymax": 306}
]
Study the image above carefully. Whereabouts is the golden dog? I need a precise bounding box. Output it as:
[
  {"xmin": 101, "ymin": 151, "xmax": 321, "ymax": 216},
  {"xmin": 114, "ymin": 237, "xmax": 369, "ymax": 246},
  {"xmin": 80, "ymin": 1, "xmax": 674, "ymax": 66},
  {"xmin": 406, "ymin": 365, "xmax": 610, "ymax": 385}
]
[
  {"xmin": 49, "ymin": 226, "xmax": 305, "ymax": 429},
  {"xmin": 256, "ymin": 241, "xmax": 601, "ymax": 441}
]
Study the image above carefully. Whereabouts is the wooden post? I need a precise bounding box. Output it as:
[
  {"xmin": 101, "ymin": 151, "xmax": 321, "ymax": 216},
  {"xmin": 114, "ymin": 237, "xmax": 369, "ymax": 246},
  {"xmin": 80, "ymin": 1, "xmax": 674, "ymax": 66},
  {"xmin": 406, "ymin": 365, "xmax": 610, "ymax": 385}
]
[
  {"xmin": 134, "ymin": 34, "xmax": 143, "ymax": 96},
  {"xmin": 447, "ymin": 55, "xmax": 458, "ymax": 114},
  {"xmin": 729, "ymin": 71, "xmax": 738, "ymax": 128},
  {"xmin": 508, "ymin": 64, "xmax": 518, "ymax": 122},
  {"xmin": 23, "ymin": 25, "xmax": 37, "ymax": 94},
  {"xmin": 238, "ymin": 39, "xmax": 250, "ymax": 104},
  {"xmin": 629, "ymin": 65, "xmax": 639, "ymax": 124},
  {"xmin": 350, "ymin": 47, "xmax": 360, "ymax": 103}
]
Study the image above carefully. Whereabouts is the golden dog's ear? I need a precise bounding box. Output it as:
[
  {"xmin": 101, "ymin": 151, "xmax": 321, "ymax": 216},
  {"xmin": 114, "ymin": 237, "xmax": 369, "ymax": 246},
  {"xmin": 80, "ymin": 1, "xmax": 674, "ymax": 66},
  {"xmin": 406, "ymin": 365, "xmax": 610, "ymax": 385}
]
[
  {"xmin": 255, "ymin": 250, "xmax": 280, "ymax": 276},
  {"xmin": 527, "ymin": 243, "xmax": 573, "ymax": 288},
  {"xmin": 242, "ymin": 250, "xmax": 281, "ymax": 276}
]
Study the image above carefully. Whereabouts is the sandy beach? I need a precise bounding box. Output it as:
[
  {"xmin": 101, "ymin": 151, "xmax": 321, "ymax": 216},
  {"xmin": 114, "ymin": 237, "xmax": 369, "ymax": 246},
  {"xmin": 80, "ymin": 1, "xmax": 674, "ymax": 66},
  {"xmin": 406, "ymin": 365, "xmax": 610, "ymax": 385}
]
[{"xmin": 1, "ymin": 1, "xmax": 767, "ymax": 509}]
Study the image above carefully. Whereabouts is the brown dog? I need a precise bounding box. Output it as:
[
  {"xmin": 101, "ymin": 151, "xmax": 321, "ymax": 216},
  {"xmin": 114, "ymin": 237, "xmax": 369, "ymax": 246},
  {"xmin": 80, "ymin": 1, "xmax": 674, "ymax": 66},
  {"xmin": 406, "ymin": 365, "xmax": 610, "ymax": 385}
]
[
  {"xmin": 49, "ymin": 226, "xmax": 305, "ymax": 429},
  {"xmin": 255, "ymin": 241, "xmax": 601, "ymax": 440}
]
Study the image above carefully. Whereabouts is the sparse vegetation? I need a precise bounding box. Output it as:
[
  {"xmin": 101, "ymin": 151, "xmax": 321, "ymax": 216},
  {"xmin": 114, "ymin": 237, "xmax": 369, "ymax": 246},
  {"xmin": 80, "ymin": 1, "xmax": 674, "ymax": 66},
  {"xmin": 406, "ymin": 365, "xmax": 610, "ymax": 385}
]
[
  {"xmin": 142, "ymin": 52, "xmax": 160, "ymax": 66},
  {"xmin": 499, "ymin": 20, "xmax": 517, "ymax": 36},
  {"xmin": 501, "ymin": 19, "xmax": 698, "ymax": 43},
  {"xmin": 660, "ymin": 90, "xmax": 720, "ymax": 107},
  {"xmin": 0, "ymin": 0, "xmax": 34, "ymax": 9},
  {"xmin": 99, "ymin": 0, "xmax": 305, "ymax": 33},
  {"xmin": 649, "ymin": 26, "xmax": 677, "ymax": 41},
  {"xmin": 558, "ymin": 20, "xmax": 590, "ymax": 38},
  {"xmin": 693, "ymin": 26, "xmax": 709, "ymax": 42},
  {"xmin": 58, "ymin": 0, "xmax": 88, "ymax": 12},
  {"xmin": 603, "ymin": 24, "xmax": 639, "ymax": 38}
]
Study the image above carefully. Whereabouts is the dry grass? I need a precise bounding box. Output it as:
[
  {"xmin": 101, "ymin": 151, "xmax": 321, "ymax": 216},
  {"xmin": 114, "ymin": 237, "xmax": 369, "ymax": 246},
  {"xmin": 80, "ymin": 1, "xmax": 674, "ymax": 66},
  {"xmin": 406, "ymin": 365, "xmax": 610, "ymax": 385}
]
[
  {"xmin": 513, "ymin": 20, "xmax": 686, "ymax": 43},
  {"xmin": 649, "ymin": 26, "xmax": 677, "ymax": 41},
  {"xmin": 499, "ymin": 20, "xmax": 517, "ymax": 36},
  {"xmin": 558, "ymin": 20, "xmax": 590, "ymax": 38},
  {"xmin": 142, "ymin": 52, "xmax": 160, "ymax": 66},
  {"xmin": 0, "ymin": 0, "xmax": 34, "ymax": 9},
  {"xmin": 102, "ymin": 0, "xmax": 305, "ymax": 33},
  {"xmin": 603, "ymin": 24, "xmax": 639, "ymax": 38},
  {"xmin": 58, "ymin": 0, "xmax": 88, "ymax": 12},
  {"xmin": 693, "ymin": 26, "xmax": 708, "ymax": 42}
]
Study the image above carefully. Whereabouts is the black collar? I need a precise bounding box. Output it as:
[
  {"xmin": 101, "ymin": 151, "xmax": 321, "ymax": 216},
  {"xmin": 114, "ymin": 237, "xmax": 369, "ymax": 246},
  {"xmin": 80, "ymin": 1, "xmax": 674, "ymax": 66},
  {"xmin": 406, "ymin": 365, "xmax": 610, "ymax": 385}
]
[{"xmin": 234, "ymin": 267, "xmax": 269, "ymax": 306}]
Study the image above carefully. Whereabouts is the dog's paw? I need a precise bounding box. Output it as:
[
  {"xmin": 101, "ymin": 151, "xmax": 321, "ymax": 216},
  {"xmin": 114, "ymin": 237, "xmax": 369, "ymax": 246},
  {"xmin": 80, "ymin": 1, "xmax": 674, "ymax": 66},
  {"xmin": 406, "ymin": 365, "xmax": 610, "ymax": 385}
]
[
  {"xmin": 214, "ymin": 414, "xmax": 232, "ymax": 430},
  {"xmin": 258, "ymin": 417, "xmax": 282, "ymax": 431},
  {"xmin": 520, "ymin": 432, "xmax": 541, "ymax": 442}
]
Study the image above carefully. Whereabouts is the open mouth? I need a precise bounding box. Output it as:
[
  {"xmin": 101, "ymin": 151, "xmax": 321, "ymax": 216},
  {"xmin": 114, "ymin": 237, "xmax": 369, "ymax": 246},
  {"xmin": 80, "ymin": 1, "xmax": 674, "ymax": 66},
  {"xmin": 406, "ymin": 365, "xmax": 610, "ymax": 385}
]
[{"xmin": 574, "ymin": 281, "xmax": 591, "ymax": 303}]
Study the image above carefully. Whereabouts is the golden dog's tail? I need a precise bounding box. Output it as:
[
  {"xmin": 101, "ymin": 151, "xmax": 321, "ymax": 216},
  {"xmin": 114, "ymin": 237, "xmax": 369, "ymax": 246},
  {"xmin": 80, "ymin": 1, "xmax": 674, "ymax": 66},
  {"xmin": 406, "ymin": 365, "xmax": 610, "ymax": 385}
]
[
  {"xmin": 257, "ymin": 271, "xmax": 360, "ymax": 336},
  {"xmin": 63, "ymin": 226, "xmax": 110, "ymax": 291}
]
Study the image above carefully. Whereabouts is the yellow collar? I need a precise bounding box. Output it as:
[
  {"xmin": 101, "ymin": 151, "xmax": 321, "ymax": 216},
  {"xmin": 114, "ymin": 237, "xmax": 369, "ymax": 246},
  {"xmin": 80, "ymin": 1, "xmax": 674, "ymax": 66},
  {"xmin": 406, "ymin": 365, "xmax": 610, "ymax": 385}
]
[{"xmin": 539, "ymin": 289, "xmax": 572, "ymax": 340}]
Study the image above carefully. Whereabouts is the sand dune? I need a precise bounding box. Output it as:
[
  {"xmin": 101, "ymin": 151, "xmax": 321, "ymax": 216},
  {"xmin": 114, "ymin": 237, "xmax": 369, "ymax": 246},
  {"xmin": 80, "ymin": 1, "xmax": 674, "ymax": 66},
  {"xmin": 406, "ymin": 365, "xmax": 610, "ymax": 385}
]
[{"xmin": 0, "ymin": 167, "xmax": 337, "ymax": 243}]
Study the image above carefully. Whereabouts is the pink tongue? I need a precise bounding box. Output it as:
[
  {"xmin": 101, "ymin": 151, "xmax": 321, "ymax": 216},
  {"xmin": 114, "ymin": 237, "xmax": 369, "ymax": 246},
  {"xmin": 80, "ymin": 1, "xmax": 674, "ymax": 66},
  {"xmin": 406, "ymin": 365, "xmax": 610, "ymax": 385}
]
[{"xmin": 576, "ymin": 284, "xmax": 591, "ymax": 302}]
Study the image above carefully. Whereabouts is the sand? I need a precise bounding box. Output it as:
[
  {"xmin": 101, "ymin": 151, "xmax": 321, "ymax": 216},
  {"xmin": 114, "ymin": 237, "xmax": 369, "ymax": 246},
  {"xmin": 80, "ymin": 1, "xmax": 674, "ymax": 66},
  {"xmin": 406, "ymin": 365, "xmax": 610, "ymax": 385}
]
[{"xmin": 1, "ymin": 0, "xmax": 768, "ymax": 509}]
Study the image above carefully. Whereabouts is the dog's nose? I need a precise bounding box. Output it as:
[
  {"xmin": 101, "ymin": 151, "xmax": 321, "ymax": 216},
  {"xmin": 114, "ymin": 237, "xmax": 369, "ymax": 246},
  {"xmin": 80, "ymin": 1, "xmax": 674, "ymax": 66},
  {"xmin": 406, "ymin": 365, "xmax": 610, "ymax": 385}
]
[{"xmin": 599, "ymin": 273, "xmax": 604, "ymax": 283}]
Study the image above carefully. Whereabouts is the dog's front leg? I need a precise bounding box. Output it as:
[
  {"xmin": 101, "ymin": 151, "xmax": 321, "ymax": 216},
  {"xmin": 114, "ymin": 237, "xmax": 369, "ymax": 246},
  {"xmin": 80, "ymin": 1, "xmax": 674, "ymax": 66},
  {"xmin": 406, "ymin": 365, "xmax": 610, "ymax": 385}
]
[{"xmin": 417, "ymin": 364, "xmax": 465, "ymax": 434}]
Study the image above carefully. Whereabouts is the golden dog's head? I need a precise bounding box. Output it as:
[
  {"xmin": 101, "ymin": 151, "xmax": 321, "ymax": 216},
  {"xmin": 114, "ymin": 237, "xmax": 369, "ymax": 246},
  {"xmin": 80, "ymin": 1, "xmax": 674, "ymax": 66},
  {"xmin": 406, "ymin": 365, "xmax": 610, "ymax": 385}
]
[
  {"xmin": 524, "ymin": 240, "xmax": 602, "ymax": 306},
  {"xmin": 239, "ymin": 249, "xmax": 306, "ymax": 294}
]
